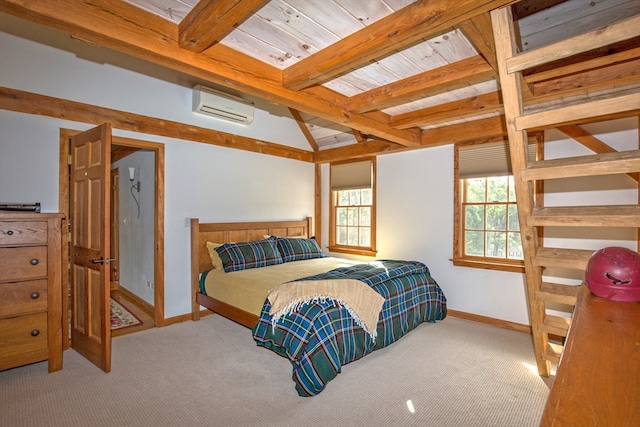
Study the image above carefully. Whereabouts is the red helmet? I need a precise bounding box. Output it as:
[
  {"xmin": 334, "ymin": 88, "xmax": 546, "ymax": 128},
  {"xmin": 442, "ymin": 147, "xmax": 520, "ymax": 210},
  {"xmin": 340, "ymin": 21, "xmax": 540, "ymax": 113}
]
[{"xmin": 585, "ymin": 246, "xmax": 640, "ymax": 302}]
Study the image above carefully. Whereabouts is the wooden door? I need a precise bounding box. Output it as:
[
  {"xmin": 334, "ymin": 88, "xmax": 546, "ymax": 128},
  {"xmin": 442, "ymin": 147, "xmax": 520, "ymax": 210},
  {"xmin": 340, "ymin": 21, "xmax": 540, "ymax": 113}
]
[{"xmin": 69, "ymin": 123, "xmax": 112, "ymax": 372}]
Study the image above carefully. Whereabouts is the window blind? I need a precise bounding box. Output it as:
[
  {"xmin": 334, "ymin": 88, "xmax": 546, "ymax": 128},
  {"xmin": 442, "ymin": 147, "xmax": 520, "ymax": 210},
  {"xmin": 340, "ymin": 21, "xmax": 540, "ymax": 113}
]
[
  {"xmin": 330, "ymin": 160, "xmax": 372, "ymax": 191},
  {"xmin": 458, "ymin": 140, "xmax": 536, "ymax": 179}
]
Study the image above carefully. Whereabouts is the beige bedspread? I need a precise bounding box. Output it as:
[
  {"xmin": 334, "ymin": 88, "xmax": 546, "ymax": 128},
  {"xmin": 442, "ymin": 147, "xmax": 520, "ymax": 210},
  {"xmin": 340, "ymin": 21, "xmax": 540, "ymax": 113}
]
[{"xmin": 202, "ymin": 257, "xmax": 362, "ymax": 317}]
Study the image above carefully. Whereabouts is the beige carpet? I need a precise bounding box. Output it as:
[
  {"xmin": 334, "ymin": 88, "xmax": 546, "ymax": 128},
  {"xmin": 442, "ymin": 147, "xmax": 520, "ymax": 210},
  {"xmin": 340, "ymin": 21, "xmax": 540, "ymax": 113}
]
[{"xmin": 0, "ymin": 315, "xmax": 551, "ymax": 426}]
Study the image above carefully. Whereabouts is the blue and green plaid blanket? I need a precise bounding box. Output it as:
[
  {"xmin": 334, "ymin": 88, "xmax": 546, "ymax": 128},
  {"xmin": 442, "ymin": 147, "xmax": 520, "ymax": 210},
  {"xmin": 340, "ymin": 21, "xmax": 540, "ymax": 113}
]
[{"xmin": 252, "ymin": 260, "xmax": 447, "ymax": 396}]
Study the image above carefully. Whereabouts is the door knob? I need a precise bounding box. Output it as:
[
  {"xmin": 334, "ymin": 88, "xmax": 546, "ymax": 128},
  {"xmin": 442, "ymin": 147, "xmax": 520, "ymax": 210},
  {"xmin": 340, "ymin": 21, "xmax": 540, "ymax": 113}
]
[{"xmin": 90, "ymin": 257, "xmax": 116, "ymax": 265}]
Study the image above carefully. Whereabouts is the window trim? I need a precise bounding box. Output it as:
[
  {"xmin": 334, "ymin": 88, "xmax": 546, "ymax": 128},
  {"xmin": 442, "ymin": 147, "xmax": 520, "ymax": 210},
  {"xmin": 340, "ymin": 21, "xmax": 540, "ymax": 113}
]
[
  {"xmin": 453, "ymin": 138, "xmax": 531, "ymax": 272},
  {"xmin": 328, "ymin": 158, "xmax": 377, "ymax": 257}
]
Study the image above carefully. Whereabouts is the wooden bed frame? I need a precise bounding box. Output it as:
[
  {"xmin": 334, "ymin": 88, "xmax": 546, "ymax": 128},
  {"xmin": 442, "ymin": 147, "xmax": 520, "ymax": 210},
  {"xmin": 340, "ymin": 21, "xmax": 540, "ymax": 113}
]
[{"xmin": 190, "ymin": 217, "xmax": 313, "ymax": 328}]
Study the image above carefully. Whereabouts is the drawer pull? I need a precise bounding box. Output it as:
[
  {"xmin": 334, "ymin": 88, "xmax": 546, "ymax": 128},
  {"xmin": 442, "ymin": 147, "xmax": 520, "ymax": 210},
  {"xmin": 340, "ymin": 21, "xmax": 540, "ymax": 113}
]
[
  {"xmin": 7, "ymin": 230, "xmax": 14, "ymax": 235},
  {"xmin": 30, "ymin": 258, "xmax": 39, "ymax": 266},
  {"xmin": 31, "ymin": 292, "xmax": 40, "ymax": 299},
  {"xmin": 31, "ymin": 329, "xmax": 40, "ymax": 337}
]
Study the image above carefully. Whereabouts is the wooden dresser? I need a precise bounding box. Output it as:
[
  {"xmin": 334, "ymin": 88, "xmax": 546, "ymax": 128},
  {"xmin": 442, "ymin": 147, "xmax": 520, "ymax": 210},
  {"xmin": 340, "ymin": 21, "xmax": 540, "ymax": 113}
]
[
  {"xmin": 0, "ymin": 212, "xmax": 64, "ymax": 372},
  {"xmin": 540, "ymin": 283, "xmax": 640, "ymax": 426}
]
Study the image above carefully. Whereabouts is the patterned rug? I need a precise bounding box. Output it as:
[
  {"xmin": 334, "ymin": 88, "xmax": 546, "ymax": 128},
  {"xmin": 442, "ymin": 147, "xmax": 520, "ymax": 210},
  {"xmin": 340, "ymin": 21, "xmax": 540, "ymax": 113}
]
[{"xmin": 110, "ymin": 299, "xmax": 142, "ymax": 330}]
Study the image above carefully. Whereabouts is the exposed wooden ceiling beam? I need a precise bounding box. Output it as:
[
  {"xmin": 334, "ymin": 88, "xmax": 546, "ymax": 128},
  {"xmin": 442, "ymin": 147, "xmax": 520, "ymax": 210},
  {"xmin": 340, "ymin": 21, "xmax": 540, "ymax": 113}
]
[
  {"xmin": 178, "ymin": 0, "xmax": 269, "ymax": 52},
  {"xmin": 420, "ymin": 115, "xmax": 507, "ymax": 146},
  {"xmin": 352, "ymin": 130, "xmax": 368, "ymax": 144},
  {"xmin": 557, "ymin": 124, "xmax": 622, "ymax": 153},
  {"xmin": 313, "ymin": 140, "xmax": 408, "ymax": 164},
  {"xmin": 456, "ymin": 12, "xmax": 499, "ymax": 74},
  {"xmin": 282, "ymin": 0, "xmax": 515, "ymax": 91},
  {"xmin": 348, "ymin": 55, "xmax": 494, "ymax": 114},
  {"xmin": 289, "ymin": 108, "xmax": 319, "ymax": 151},
  {"xmin": 0, "ymin": 86, "xmax": 313, "ymax": 162},
  {"xmin": 0, "ymin": 0, "xmax": 420, "ymax": 147},
  {"xmin": 391, "ymin": 91, "xmax": 503, "ymax": 129},
  {"xmin": 1, "ymin": 84, "xmax": 444, "ymax": 164},
  {"xmin": 314, "ymin": 114, "xmax": 509, "ymax": 163}
]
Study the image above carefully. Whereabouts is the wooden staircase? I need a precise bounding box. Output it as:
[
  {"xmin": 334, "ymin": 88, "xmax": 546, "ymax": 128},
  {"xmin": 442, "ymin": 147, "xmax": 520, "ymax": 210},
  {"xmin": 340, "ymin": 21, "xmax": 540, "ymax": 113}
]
[{"xmin": 491, "ymin": 7, "xmax": 640, "ymax": 376}]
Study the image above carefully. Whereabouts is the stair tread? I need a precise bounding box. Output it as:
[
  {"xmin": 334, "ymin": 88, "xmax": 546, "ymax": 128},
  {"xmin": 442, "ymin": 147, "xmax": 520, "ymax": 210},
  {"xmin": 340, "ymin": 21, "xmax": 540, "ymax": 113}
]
[
  {"xmin": 530, "ymin": 205, "xmax": 640, "ymax": 227},
  {"xmin": 534, "ymin": 247, "xmax": 594, "ymax": 269},
  {"xmin": 522, "ymin": 150, "xmax": 640, "ymax": 181},
  {"xmin": 536, "ymin": 282, "xmax": 580, "ymax": 305},
  {"xmin": 543, "ymin": 342, "xmax": 564, "ymax": 363},
  {"xmin": 542, "ymin": 314, "xmax": 572, "ymax": 337},
  {"xmin": 515, "ymin": 87, "xmax": 640, "ymax": 131},
  {"xmin": 545, "ymin": 314, "xmax": 571, "ymax": 328}
]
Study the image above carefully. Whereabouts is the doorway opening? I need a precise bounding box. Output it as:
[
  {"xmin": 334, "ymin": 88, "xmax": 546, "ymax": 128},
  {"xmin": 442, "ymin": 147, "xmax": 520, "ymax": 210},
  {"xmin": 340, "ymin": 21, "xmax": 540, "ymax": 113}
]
[
  {"xmin": 59, "ymin": 128, "xmax": 165, "ymax": 346},
  {"xmin": 109, "ymin": 151, "xmax": 155, "ymax": 337}
]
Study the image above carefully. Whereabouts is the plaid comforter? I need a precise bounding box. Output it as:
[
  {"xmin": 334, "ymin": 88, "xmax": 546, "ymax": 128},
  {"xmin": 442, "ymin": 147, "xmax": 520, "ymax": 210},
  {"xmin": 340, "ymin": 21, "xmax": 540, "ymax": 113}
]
[{"xmin": 251, "ymin": 260, "xmax": 447, "ymax": 396}]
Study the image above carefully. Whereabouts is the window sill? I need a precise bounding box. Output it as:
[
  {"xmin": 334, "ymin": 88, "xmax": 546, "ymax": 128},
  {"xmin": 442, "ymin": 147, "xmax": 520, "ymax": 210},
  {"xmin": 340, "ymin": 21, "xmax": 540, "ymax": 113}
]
[
  {"xmin": 451, "ymin": 257, "xmax": 525, "ymax": 273},
  {"xmin": 328, "ymin": 245, "xmax": 377, "ymax": 257}
]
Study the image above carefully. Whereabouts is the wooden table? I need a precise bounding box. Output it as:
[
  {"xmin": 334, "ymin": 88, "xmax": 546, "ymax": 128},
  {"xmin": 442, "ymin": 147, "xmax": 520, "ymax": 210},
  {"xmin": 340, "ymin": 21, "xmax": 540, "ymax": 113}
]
[{"xmin": 540, "ymin": 284, "xmax": 640, "ymax": 426}]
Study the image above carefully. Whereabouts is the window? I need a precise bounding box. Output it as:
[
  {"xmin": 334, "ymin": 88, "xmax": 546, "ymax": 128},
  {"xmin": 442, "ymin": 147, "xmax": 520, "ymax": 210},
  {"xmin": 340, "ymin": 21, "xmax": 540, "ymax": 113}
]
[
  {"xmin": 329, "ymin": 158, "xmax": 376, "ymax": 256},
  {"xmin": 462, "ymin": 176, "xmax": 522, "ymax": 259},
  {"xmin": 453, "ymin": 139, "xmax": 537, "ymax": 272}
]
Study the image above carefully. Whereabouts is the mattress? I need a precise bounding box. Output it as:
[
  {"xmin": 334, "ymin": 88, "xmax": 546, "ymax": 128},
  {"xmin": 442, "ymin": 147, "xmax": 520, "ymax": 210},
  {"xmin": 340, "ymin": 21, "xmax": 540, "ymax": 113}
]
[{"xmin": 200, "ymin": 257, "xmax": 362, "ymax": 316}]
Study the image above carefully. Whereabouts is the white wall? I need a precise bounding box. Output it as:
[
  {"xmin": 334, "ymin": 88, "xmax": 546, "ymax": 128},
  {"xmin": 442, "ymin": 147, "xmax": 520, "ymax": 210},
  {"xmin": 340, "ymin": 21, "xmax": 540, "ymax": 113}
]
[
  {"xmin": 321, "ymin": 147, "xmax": 531, "ymax": 325},
  {"xmin": 377, "ymin": 147, "xmax": 533, "ymax": 324},
  {"xmin": 113, "ymin": 151, "xmax": 156, "ymax": 305}
]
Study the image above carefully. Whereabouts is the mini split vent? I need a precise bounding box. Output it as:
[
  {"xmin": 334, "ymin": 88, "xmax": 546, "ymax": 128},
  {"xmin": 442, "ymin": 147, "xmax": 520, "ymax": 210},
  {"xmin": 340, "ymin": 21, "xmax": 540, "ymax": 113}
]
[{"xmin": 192, "ymin": 85, "xmax": 255, "ymax": 124}]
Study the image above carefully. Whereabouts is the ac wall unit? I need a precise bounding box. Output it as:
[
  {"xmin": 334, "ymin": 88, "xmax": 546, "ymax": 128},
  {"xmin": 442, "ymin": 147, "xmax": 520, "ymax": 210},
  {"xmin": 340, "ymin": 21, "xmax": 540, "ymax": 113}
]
[{"xmin": 192, "ymin": 85, "xmax": 255, "ymax": 124}]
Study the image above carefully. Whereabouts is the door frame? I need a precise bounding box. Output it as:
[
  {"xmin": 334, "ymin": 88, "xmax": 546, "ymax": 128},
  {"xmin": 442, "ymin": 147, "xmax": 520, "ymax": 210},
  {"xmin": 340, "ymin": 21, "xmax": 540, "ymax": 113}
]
[
  {"xmin": 110, "ymin": 168, "xmax": 120, "ymax": 287},
  {"xmin": 59, "ymin": 128, "xmax": 165, "ymax": 343}
]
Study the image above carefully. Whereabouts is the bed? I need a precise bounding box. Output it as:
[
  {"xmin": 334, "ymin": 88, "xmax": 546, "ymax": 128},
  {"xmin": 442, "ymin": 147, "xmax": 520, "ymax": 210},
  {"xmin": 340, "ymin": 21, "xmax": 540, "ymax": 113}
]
[{"xmin": 191, "ymin": 217, "xmax": 447, "ymax": 396}]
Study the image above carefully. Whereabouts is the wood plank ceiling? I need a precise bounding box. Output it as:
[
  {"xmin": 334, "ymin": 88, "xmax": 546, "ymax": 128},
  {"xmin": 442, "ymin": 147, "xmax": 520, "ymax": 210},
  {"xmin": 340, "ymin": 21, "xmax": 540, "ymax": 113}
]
[{"xmin": 1, "ymin": 0, "xmax": 639, "ymax": 162}]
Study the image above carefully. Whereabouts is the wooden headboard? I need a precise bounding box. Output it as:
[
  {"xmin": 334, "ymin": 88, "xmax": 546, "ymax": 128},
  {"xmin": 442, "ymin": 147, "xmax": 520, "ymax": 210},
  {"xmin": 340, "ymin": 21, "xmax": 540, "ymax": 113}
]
[{"xmin": 190, "ymin": 217, "xmax": 313, "ymax": 319}]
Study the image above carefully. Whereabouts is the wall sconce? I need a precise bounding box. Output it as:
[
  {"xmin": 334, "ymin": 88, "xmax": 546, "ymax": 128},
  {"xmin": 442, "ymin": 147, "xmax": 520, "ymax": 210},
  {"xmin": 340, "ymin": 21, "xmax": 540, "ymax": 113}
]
[
  {"xmin": 128, "ymin": 167, "xmax": 140, "ymax": 219},
  {"xmin": 128, "ymin": 167, "xmax": 140, "ymax": 192}
]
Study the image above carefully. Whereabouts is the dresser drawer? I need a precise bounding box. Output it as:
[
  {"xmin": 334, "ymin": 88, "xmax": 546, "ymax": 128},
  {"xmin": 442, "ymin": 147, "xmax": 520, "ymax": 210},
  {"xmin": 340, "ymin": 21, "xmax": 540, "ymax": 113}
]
[
  {"xmin": 0, "ymin": 213, "xmax": 63, "ymax": 373},
  {"xmin": 0, "ymin": 279, "xmax": 48, "ymax": 317},
  {"xmin": 0, "ymin": 221, "xmax": 48, "ymax": 245},
  {"xmin": 0, "ymin": 312, "xmax": 48, "ymax": 370},
  {"xmin": 0, "ymin": 246, "xmax": 48, "ymax": 281}
]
